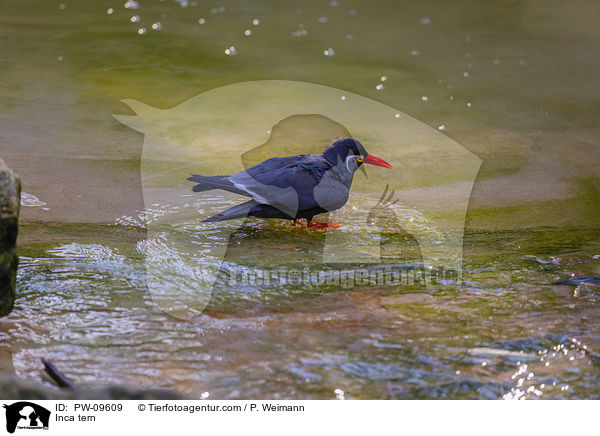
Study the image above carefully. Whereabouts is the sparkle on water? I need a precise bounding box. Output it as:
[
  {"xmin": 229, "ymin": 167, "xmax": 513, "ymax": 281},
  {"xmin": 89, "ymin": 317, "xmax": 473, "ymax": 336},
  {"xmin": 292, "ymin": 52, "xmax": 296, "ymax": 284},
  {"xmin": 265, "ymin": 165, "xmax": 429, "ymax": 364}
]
[{"xmin": 124, "ymin": 0, "xmax": 138, "ymax": 9}]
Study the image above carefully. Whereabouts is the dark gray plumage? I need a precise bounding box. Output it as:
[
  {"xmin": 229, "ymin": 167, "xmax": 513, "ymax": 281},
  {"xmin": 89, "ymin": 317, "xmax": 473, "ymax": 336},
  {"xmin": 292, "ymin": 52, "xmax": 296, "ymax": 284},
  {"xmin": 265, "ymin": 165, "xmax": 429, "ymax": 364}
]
[{"xmin": 188, "ymin": 137, "xmax": 392, "ymax": 224}]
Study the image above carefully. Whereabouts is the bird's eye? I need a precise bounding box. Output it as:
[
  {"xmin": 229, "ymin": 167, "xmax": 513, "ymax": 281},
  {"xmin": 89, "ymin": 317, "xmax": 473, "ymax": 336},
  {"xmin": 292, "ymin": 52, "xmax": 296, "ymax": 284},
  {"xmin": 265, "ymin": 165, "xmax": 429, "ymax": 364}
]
[{"xmin": 355, "ymin": 157, "xmax": 364, "ymax": 163}]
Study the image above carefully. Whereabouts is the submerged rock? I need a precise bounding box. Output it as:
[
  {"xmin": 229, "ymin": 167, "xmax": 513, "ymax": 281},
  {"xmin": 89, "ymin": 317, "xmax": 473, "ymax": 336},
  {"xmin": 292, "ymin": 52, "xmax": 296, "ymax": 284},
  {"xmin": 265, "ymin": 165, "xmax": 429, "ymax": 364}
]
[
  {"xmin": 0, "ymin": 376, "xmax": 185, "ymax": 400},
  {"xmin": 0, "ymin": 158, "xmax": 20, "ymax": 316}
]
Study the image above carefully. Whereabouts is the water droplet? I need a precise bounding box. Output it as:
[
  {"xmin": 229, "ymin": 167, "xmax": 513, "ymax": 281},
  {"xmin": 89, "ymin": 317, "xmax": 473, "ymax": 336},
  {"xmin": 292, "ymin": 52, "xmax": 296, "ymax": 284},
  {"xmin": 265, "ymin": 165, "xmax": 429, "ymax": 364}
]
[
  {"xmin": 198, "ymin": 18, "xmax": 206, "ymax": 24},
  {"xmin": 323, "ymin": 48, "xmax": 335, "ymax": 57},
  {"xmin": 252, "ymin": 18, "xmax": 260, "ymax": 25},
  {"xmin": 318, "ymin": 16, "xmax": 328, "ymax": 23},
  {"xmin": 349, "ymin": 9, "xmax": 357, "ymax": 15},
  {"xmin": 449, "ymin": 95, "xmax": 454, "ymax": 100},
  {"xmin": 345, "ymin": 33, "xmax": 353, "ymax": 40},
  {"xmin": 466, "ymin": 102, "xmax": 472, "ymax": 107},
  {"xmin": 151, "ymin": 22, "xmax": 162, "ymax": 30},
  {"xmin": 107, "ymin": 8, "xmax": 114, "ymax": 14},
  {"xmin": 438, "ymin": 125, "xmax": 446, "ymax": 131},
  {"xmin": 395, "ymin": 113, "xmax": 401, "ymax": 118},
  {"xmin": 493, "ymin": 59, "xmax": 500, "ymax": 64},
  {"xmin": 330, "ymin": 0, "xmax": 339, "ymax": 6},
  {"xmin": 376, "ymin": 84, "xmax": 384, "ymax": 90},
  {"xmin": 224, "ymin": 46, "xmax": 237, "ymax": 56},
  {"xmin": 519, "ymin": 59, "xmax": 525, "ymax": 65},
  {"xmin": 463, "ymin": 71, "xmax": 469, "ymax": 77},
  {"xmin": 411, "ymin": 49, "xmax": 420, "ymax": 56},
  {"xmin": 244, "ymin": 29, "xmax": 252, "ymax": 36},
  {"xmin": 380, "ymin": 75, "xmax": 387, "ymax": 81},
  {"xmin": 137, "ymin": 27, "xmax": 146, "ymax": 35},
  {"xmin": 57, "ymin": 55, "xmax": 64, "ymax": 61},
  {"xmin": 292, "ymin": 28, "xmax": 308, "ymax": 37},
  {"xmin": 59, "ymin": 3, "xmax": 66, "ymax": 10},
  {"xmin": 420, "ymin": 17, "xmax": 431, "ymax": 25},
  {"xmin": 124, "ymin": 0, "xmax": 139, "ymax": 9},
  {"xmin": 421, "ymin": 96, "xmax": 428, "ymax": 101},
  {"xmin": 130, "ymin": 15, "xmax": 140, "ymax": 22},
  {"xmin": 340, "ymin": 95, "xmax": 346, "ymax": 100}
]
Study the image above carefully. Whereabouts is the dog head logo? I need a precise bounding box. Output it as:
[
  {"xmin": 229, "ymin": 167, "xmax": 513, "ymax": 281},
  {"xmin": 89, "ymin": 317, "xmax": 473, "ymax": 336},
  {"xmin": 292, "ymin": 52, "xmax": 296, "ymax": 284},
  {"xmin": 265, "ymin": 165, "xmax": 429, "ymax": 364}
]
[
  {"xmin": 3, "ymin": 402, "xmax": 50, "ymax": 433},
  {"xmin": 114, "ymin": 80, "xmax": 481, "ymax": 319}
]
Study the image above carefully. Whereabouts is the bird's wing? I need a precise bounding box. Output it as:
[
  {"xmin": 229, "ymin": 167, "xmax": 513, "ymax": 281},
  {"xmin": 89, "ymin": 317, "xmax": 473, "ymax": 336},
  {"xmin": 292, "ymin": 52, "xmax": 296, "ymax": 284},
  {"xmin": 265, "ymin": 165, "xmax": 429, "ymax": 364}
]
[{"xmin": 228, "ymin": 156, "xmax": 331, "ymax": 217}]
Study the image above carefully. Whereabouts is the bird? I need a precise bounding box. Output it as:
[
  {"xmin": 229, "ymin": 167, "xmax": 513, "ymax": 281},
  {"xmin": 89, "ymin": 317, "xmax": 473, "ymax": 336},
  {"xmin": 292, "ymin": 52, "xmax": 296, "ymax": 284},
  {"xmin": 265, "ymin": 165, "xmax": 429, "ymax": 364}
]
[{"xmin": 188, "ymin": 137, "xmax": 393, "ymax": 228}]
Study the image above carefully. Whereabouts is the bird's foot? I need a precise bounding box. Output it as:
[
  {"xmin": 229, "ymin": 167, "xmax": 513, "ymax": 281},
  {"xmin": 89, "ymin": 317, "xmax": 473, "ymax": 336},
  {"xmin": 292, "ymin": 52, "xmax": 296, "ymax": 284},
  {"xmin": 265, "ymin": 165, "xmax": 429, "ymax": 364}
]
[{"xmin": 308, "ymin": 221, "xmax": 340, "ymax": 229}]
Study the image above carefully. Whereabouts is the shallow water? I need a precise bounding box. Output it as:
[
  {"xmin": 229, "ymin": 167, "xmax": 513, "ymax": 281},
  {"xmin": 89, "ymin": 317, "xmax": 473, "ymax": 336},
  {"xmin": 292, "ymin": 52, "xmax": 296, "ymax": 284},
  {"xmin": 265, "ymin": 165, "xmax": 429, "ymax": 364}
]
[
  {"xmin": 1, "ymin": 0, "xmax": 599, "ymax": 399},
  {"xmin": 1, "ymin": 224, "xmax": 598, "ymax": 399}
]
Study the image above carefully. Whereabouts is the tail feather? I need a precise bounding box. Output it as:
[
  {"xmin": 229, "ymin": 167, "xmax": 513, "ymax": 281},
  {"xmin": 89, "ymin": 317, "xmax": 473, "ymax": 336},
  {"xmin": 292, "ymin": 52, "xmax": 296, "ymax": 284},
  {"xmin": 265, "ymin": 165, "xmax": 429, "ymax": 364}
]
[
  {"xmin": 203, "ymin": 200, "xmax": 259, "ymax": 222},
  {"xmin": 187, "ymin": 174, "xmax": 250, "ymax": 197}
]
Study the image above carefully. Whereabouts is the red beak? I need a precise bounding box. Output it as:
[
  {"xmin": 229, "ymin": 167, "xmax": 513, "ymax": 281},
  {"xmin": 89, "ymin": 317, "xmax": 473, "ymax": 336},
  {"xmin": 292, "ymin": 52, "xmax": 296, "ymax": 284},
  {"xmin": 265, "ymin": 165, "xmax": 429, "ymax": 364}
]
[{"xmin": 363, "ymin": 154, "xmax": 393, "ymax": 169}]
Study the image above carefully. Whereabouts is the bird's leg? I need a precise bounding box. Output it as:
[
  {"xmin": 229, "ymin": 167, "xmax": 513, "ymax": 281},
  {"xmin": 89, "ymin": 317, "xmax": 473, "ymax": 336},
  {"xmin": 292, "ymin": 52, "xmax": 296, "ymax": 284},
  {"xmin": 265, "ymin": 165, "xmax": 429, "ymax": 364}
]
[
  {"xmin": 290, "ymin": 219, "xmax": 307, "ymax": 228},
  {"xmin": 308, "ymin": 221, "xmax": 340, "ymax": 229}
]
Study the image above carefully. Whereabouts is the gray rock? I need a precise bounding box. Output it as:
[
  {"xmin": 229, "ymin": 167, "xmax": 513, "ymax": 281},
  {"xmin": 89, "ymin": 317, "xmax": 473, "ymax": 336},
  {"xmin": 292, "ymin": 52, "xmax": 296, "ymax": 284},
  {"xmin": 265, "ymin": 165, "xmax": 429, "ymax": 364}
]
[{"xmin": 0, "ymin": 158, "xmax": 20, "ymax": 316}]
